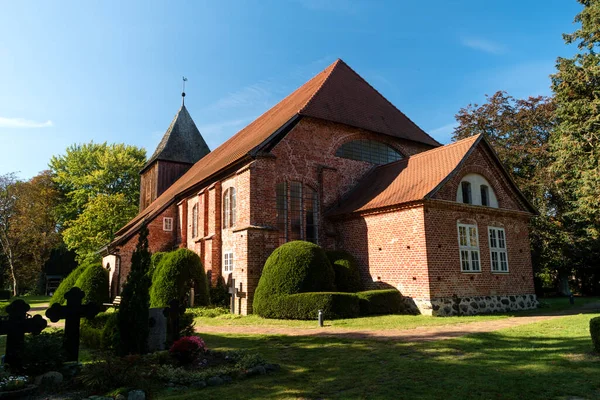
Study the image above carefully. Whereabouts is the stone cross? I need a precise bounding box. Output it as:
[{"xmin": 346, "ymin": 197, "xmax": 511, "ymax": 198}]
[
  {"xmin": 0, "ymin": 299, "xmax": 47, "ymax": 368},
  {"xmin": 228, "ymin": 278, "xmax": 237, "ymax": 314},
  {"xmin": 45, "ymin": 287, "xmax": 101, "ymax": 362},
  {"xmin": 163, "ymin": 299, "xmax": 186, "ymax": 345}
]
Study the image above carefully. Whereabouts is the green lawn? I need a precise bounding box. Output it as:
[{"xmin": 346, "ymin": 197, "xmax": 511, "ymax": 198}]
[
  {"xmin": 193, "ymin": 297, "xmax": 600, "ymax": 331},
  {"xmin": 161, "ymin": 312, "xmax": 600, "ymax": 400}
]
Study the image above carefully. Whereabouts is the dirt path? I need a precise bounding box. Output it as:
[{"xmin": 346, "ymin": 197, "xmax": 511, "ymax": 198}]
[{"xmin": 195, "ymin": 303, "xmax": 600, "ymax": 342}]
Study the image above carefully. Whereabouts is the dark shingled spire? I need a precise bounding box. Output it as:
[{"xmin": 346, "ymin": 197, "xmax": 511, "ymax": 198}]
[{"xmin": 143, "ymin": 105, "xmax": 210, "ymax": 170}]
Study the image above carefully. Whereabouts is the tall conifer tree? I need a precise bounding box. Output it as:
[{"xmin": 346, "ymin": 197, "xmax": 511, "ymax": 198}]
[{"xmin": 117, "ymin": 223, "xmax": 151, "ymax": 355}]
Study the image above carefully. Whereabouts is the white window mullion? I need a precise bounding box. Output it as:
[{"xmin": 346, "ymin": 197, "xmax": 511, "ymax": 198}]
[
  {"xmin": 458, "ymin": 223, "xmax": 480, "ymax": 272},
  {"xmin": 488, "ymin": 227, "xmax": 509, "ymax": 273}
]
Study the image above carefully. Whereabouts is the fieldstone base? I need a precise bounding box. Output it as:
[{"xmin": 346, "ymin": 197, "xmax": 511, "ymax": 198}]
[{"xmin": 409, "ymin": 294, "xmax": 538, "ymax": 316}]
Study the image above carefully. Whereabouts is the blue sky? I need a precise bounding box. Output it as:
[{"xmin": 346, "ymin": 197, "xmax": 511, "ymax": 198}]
[{"xmin": 0, "ymin": 0, "xmax": 581, "ymax": 179}]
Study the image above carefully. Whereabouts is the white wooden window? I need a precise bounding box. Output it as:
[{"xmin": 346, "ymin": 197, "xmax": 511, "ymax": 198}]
[
  {"xmin": 223, "ymin": 252, "xmax": 234, "ymax": 273},
  {"xmin": 163, "ymin": 217, "xmax": 173, "ymax": 232},
  {"xmin": 458, "ymin": 223, "xmax": 480, "ymax": 272},
  {"xmin": 489, "ymin": 227, "xmax": 509, "ymax": 272}
]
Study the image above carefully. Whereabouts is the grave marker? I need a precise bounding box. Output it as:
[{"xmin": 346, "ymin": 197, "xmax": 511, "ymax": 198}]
[
  {"xmin": 45, "ymin": 287, "xmax": 101, "ymax": 362},
  {"xmin": 0, "ymin": 300, "xmax": 47, "ymax": 368},
  {"xmin": 163, "ymin": 299, "xmax": 186, "ymax": 345}
]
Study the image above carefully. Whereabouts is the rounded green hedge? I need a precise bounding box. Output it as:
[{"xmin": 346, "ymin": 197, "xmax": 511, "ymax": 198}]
[
  {"xmin": 80, "ymin": 311, "xmax": 119, "ymax": 350},
  {"xmin": 326, "ymin": 250, "xmax": 362, "ymax": 293},
  {"xmin": 253, "ymin": 241, "xmax": 335, "ymax": 317},
  {"xmin": 74, "ymin": 262, "xmax": 109, "ymax": 305},
  {"xmin": 50, "ymin": 263, "xmax": 88, "ymax": 305},
  {"xmin": 257, "ymin": 292, "xmax": 360, "ymax": 320},
  {"xmin": 356, "ymin": 289, "xmax": 405, "ymax": 316},
  {"xmin": 149, "ymin": 248, "xmax": 209, "ymax": 307},
  {"xmin": 149, "ymin": 251, "xmax": 167, "ymax": 278},
  {"xmin": 591, "ymin": 316, "xmax": 600, "ymax": 353}
]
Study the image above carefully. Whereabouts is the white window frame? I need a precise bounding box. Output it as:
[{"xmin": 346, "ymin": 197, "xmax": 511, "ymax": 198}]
[
  {"xmin": 457, "ymin": 223, "xmax": 481, "ymax": 272},
  {"xmin": 223, "ymin": 251, "xmax": 234, "ymax": 273},
  {"xmin": 488, "ymin": 227, "xmax": 509, "ymax": 273},
  {"xmin": 163, "ymin": 217, "xmax": 173, "ymax": 232}
]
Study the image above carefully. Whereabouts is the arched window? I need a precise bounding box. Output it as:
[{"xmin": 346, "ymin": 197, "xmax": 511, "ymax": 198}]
[
  {"xmin": 276, "ymin": 182, "xmax": 318, "ymax": 245},
  {"xmin": 456, "ymin": 174, "xmax": 498, "ymax": 208},
  {"xmin": 191, "ymin": 204, "xmax": 198, "ymax": 237},
  {"xmin": 222, "ymin": 187, "xmax": 236, "ymax": 229},
  {"xmin": 335, "ymin": 139, "xmax": 403, "ymax": 165}
]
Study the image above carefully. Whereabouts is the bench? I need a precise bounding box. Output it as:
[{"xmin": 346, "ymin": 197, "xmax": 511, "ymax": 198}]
[{"xmin": 103, "ymin": 296, "xmax": 122, "ymax": 308}]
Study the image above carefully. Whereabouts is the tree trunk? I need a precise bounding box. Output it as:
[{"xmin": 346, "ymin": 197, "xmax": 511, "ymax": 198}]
[{"xmin": 7, "ymin": 249, "xmax": 17, "ymax": 296}]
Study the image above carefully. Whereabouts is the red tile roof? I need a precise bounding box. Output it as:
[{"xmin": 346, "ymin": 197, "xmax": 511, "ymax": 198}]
[
  {"xmin": 327, "ymin": 135, "xmax": 481, "ymax": 216},
  {"xmin": 112, "ymin": 59, "xmax": 439, "ymax": 245}
]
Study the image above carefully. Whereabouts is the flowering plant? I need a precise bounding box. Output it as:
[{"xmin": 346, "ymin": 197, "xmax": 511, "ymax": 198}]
[
  {"xmin": 0, "ymin": 375, "xmax": 28, "ymax": 392},
  {"xmin": 169, "ymin": 336, "xmax": 206, "ymax": 365}
]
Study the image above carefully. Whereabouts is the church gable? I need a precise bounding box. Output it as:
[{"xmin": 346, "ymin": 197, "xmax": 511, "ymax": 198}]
[{"xmin": 430, "ymin": 138, "xmax": 536, "ymax": 214}]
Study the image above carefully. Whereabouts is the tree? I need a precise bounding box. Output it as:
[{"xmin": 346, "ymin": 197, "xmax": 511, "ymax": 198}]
[
  {"xmin": 117, "ymin": 224, "xmax": 151, "ymax": 355},
  {"xmin": 452, "ymin": 92, "xmax": 577, "ymax": 292},
  {"xmin": 0, "ymin": 173, "xmax": 19, "ymax": 294},
  {"xmin": 0, "ymin": 172, "xmax": 61, "ymax": 295},
  {"xmin": 49, "ymin": 142, "xmax": 146, "ymax": 261},
  {"xmin": 551, "ymin": 0, "xmax": 600, "ymax": 238}
]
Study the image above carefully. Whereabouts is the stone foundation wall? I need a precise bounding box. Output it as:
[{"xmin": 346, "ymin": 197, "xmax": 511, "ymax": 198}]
[{"xmin": 409, "ymin": 294, "xmax": 538, "ymax": 316}]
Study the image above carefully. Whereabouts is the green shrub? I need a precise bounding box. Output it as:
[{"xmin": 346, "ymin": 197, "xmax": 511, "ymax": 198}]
[
  {"xmin": 0, "ymin": 290, "xmax": 11, "ymax": 300},
  {"xmin": 150, "ymin": 248, "xmax": 209, "ymax": 308},
  {"xmin": 258, "ymin": 292, "xmax": 360, "ymax": 320},
  {"xmin": 326, "ymin": 250, "xmax": 362, "ymax": 292},
  {"xmin": 591, "ymin": 316, "xmax": 600, "ymax": 352},
  {"xmin": 149, "ymin": 251, "xmax": 167, "ymax": 278},
  {"xmin": 209, "ymin": 275, "xmax": 229, "ymax": 307},
  {"xmin": 81, "ymin": 311, "xmax": 117, "ymax": 350},
  {"xmin": 74, "ymin": 262, "xmax": 109, "ymax": 305},
  {"xmin": 253, "ymin": 241, "xmax": 335, "ymax": 316},
  {"xmin": 118, "ymin": 225, "xmax": 151, "ymax": 356},
  {"xmin": 18, "ymin": 330, "xmax": 66, "ymax": 375},
  {"xmin": 356, "ymin": 289, "xmax": 405, "ymax": 316},
  {"xmin": 50, "ymin": 263, "xmax": 88, "ymax": 305},
  {"xmin": 102, "ymin": 312, "xmax": 119, "ymax": 351}
]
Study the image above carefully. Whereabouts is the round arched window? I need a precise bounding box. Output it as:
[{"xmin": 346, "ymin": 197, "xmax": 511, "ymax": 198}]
[
  {"xmin": 456, "ymin": 174, "xmax": 498, "ymax": 208},
  {"xmin": 335, "ymin": 139, "xmax": 403, "ymax": 165}
]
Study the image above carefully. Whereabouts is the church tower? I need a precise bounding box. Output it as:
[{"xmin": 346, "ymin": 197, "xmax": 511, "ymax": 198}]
[{"xmin": 139, "ymin": 102, "xmax": 210, "ymax": 211}]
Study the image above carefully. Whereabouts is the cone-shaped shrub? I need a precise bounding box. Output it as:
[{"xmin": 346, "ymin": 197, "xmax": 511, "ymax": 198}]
[
  {"xmin": 74, "ymin": 262, "xmax": 109, "ymax": 305},
  {"xmin": 150, "ymin": 248, "xmax": 209, "ymax": 307},
  {"xmin": 326, "ymin": 250, "xmax": 362, "ymax": 292},
  {"xmin": 50, "ymin": 263, "xmax": 88, "ymax": 305},
  {"xmin": 118, "ymin": 224, "xmax": 151, "ymax": 355},
  {"xmin": 253, "ymin": 241, "xmax": 335, "ymax": 316}
]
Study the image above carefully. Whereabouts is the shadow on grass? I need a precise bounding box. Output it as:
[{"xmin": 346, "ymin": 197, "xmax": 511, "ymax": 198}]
[{"xmin": 160, "ymin": 320, "xmax": 600, "ymax": 400}]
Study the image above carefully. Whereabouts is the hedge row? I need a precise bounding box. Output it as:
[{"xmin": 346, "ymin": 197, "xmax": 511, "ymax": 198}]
[
  {"xmin": 80, "ymin": 311, "xmax": 119, "ymax": 350},
  {"xmin": 326, "ymin": 250, "xmax": 362, "ymax": 293},
  {"xmin": 254, "ymin": 289, "xmax": 405, "ymax": 320}
]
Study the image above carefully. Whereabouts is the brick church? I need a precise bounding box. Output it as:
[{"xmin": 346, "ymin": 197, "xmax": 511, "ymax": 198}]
[{"xmin": 102, "ymin": 59, "xmax": 538, "ymax": 316}]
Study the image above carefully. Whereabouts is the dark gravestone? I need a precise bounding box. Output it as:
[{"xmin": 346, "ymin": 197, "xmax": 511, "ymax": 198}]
[
  {"xmin": 45, "ymin": 287, "xmax": 101, "ymax": 362},
  {"xmin": 148, "ymin": 307, "xmax": 167, "ymax": 352},
  {"xmin": 163, "ymin": 299, "xmax": 186, "ymax": 346},
  {"xmin": 228, "ymin": 278, "xmax": 237, "ymax": 314},
  {"xmin": 0, "ymin": 300, "xmax": 47, "ymax": 368}
]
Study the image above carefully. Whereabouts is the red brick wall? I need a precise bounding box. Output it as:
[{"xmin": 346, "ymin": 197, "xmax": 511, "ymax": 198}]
[
  {"xmin": 334, "ymin": 205, "xmax": 431, "ymax": 298},
  {"xmin": 424, "ymin": 202, "xmax": 534, "ymax": 298},
  {"xmin": 112, "ymin": 204, "xmax": 178, "ymax": 293}
]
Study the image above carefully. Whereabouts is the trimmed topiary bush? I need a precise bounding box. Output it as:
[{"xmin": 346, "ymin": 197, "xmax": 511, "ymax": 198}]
[
  {"xmin": 356, "ymin": 289, "xmax": 405, "ymax": 316},
  {"xmin": 258, "ymin": 292, "xmax": 360, "ymax": 320},
  {"xmin": 50, "ymin": 263, "xmax": 88, "ymax": 305},
  {"xmin": 253, "ymin": 241, "xmax": 335, "ymax": 316},
  {"xmin": 591, "ymin": 316, "xmax": 600, "ymax": 352},
  {"xmin": 149, "ymin": 251, "xmax": 167, "ymax": 278},
  {"xmin": 74, "ymin": 262, "xmax": 109, "ymax": 305},
  {"xmin": 326, "ymin": 250, "xmax": 362, "ymax": 293},
  {"xmin": 150, "ymin": 248, "xmax": 209, "ymax": 308}
]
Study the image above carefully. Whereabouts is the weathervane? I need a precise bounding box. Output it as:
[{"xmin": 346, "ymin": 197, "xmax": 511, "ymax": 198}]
[{"xmin": 182, "ymin": 76, "xmax": 188, "ymax": 105}]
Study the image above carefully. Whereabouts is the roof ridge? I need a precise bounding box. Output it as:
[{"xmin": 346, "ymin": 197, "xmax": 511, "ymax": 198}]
[
  {"xmin": 334, "ymin": 61, "xmax": 441, "ymax": 147},
  {"xmin": 401, "ymin": 134, "xmax": 479, "ymax": 162},
  {"xmin": 298, "ymin": 59, "xmax": 342, "ymax": 114}
]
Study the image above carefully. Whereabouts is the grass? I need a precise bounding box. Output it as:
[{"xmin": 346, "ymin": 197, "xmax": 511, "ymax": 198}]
[
  {"xmin": 192, "ymin": 296, "xmax": 600, "ymax": 331},
  {"xmin": 159, "ymin": 312, "xmax": 600, "ymax": 400}
]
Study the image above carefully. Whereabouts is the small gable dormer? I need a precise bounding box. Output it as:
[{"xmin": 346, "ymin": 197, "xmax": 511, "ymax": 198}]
[{"xmin": 139, "ymin": 104, "xmax": 210, "ymax": 211}]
